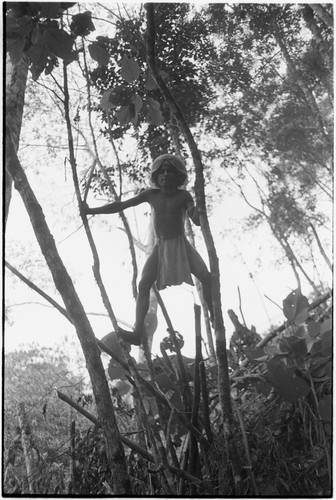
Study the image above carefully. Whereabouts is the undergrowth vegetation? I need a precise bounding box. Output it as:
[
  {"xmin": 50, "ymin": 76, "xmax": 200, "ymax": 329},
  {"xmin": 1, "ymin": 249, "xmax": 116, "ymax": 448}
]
[{"xmin": 4, "ymin": 289, "xmax": 332, "ymax": 496}]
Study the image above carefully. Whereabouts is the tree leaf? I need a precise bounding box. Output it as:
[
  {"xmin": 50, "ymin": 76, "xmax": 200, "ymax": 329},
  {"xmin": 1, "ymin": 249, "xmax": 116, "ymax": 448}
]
[
  {"xmin": 102, "ymin": 331, "xmax": 131, "ymax": 381},
  {"xmin": 88, "ymin": 42, "xmax": 110, "ymax": 66},
  {"xmin": 160, "ymin": 69, "xmax": 169, "ymax": 80},
  {"xmin": 250, "ymin": 378, "xmax": 272, "ymax": 396},
  {"xmin": 147, "ymin": 97, "xmax": 163, "ymax": 125},
  {"xmin": 266, "ymin": 358, "xmax": 310, "ymax": 402},
  {"xmin": 70, "ymin": 11, "xmax": 95, "ymax": 37},
  {"xmin": 144, "ymin": 72, "xmax": 157, "ymax": 91},
  {"xmin": 293, "ymin": 325, "xmax": 306, "ymax": 338},
  {"xmin": 100, "ymin": 89, "xmax": 116, "ymax": 110},
  {"xmin": 325, "ymin": 360, "xmax": 331, "ymax": 378},
  {"xmin": 115, "ymin": 95, "xmax": 142, "ymax": 125},
  {"xmin": 107, "ymin": 359, "xmax": 129, "ymax": 381},
  {"xmin": 113, "ymin": 380, "xmax": 132, "ymax": 397},
  {"xmin": 109, "ymin": 86, "xmax": 134, "ymax": 107},
  {"xmin": 244, "ymin": 346, "xmax": 266, "ymax": 361},
  {"xmin": 40, "ymin": 3, "xmax": 61, "ymax": 19},
  {"xmin": 320, "ymin": 317, "xmax": 332, "ymax": 335},
  {"xmin": 264, "ymin": 344, "xmax": 282, "ymax": 355},
  {"xmin": 116, "ymin": 105, "xmax": 134, "ymax": 125},
  {"xmin": 6, "ymin": 16, "xmax": 36, "ymax": 37},
  {"xmin": 279, "ymin": 336, "xmax": 307, "ymax": 360},
  {"xmin": 309, "ymin": 338, "xmax": 322, "ymax": 357},
  {"xmin": 305, "ymin": 335, "xmax": 315, "ymax": 353},
  {"xmin": 321, "ymin": 329, "xmax": 332, "ymax": 356},
  {"xmin": 26, "ymin": 42, "xmax": 49, "ymax": 80},
  {"xmin": 120, "ymin": 55, "xmax": 140, "ymax": 83},
  {"xmin": 31, "ymin": 25, "xmax": 42, "ymax": 45},
  {"xmin": 43, "ymin": 26, "xmax": 75, "ymax": 62},
  {"xmin": 282, "ymin": 288, "xmax": 309, "ymax": 324},
  {"xmin": 307, "ymin": 321, "xmax": 321, "ymax": 338}
]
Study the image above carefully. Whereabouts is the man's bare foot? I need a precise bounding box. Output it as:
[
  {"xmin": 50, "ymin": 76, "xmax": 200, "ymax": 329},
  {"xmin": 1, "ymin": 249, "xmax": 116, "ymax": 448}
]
[{"xmin": 118, "ymin": 327, "xmax": 142, "ymax": 346}]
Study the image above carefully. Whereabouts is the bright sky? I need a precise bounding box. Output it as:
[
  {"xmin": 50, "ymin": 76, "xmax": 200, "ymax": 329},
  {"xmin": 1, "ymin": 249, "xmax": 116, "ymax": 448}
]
[{"xmin": 4, "ymin": 2, "xmax": 332, "ymax": 368}]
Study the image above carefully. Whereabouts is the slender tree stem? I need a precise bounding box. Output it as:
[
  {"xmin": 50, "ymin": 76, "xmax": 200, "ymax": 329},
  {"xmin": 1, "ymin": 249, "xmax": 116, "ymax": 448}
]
[
  {"xmin": 309, "ymin": 223, "xmax": 332, "ymax": 270},
  {"xmin": 6, "ymin": 121, "xmax": 132, "ymax": 494},
  {"xmin": 145, "ymin": 5, "xmax": 242, "ymax": 489},
  {"xmin": 80, "ymin": 43, "xmax": 138, "ymax": 299}
]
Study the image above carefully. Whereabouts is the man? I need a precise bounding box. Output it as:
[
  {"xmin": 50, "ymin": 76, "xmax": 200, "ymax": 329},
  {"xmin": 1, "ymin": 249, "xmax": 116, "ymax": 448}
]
[{"xmin": 84, "ymin": 154, "xmax": 212, "ymax": 345}]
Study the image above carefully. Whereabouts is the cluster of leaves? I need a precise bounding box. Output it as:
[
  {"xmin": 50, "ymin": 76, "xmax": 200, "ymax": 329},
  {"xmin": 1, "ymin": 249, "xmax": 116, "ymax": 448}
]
[
  {"xmin": 99, "ymin": 55, "xmax": 165, "ymax": 127},
  {"xmin": 4, "ymin": 449, "xmax": 70, "ymax": 495},
  {"xmin": 89, "ymin": 3, "xmax": 217, "ymax": 153},
  {"xmin": 202, "ymin": 3, "xmax": 332, "ymax": 263},
  {"xmin": 3, "ymin": 345, "xmax": 88, "ymax": 494},
  {"xmin": 6, "ymin": 3, "xmax": 107, "ymax": 81},
  {"xmin": 7, "ymin": 3, "xmax": 77, "ymax": 79},
  {"xmin": 206, "ymin": 4, "xmax": 332, "ymax": 150},
  {"xmin": 228, "ymin": 289, "xmax": 331, "ymax": 495},
  {"xmin": 4, "ymin": 346, "xmax": 83, "ymax": 447},
  {"xmin": 243, "ymin": 289, "xmax": 331, "ymax": 404}
]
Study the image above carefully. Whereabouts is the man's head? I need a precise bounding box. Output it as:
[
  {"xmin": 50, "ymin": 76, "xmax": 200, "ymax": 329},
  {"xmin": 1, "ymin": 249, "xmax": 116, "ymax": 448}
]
[{"xmin": 150, "ymin": 154, "xmax": 187, "ymax": 187}]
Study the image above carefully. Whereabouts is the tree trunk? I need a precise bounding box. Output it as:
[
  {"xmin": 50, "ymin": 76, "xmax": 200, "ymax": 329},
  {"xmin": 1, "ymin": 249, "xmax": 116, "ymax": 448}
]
[
  {"xmin": 69, "ymin": 419, "xmax": 76, "ymax": 494},
  {"xmin": 282, "ymin": 237, "xmax": 320, "ymax": 293},
  {"xmin": 185, "ymin": 218, "xmax": 216, "ymax": 364},
  {"xmin": 271, "ymin": 224, "xmax": 319, "ymax": 293},
  {"xmin": 309, "ymin": 223, "xmax": 332, "ymax": 271},
  {"xmin": 278, "ymin": 234, "xmax": 302, "ymax": 289},
  {"xmin": 168, "ymin": 112, "xmax": 216, "ymax": 363},
  {"xmin": 18, "ymin": 403, "xmax": 35, "ymax": 494},
  {"xmin": 82, "ymin": 139, "xmax": 139, "ymax": 300},
  {"xmin": 5, "ymin": 54, "xmax": 29, "ymax": 228},
  {"xmin": 145, "ymin": 4, "xmax": 242, "ymax": 490},
  {"xmin": 5, "ymin": 125, "xmax": 132, "ymax": 495},
  {"xmin": 272, "ymin": 24, "xmax": 331, "ymax": 146},
  {"xmin": 302, "ymin": 6, "xmax": 333, "ymax": 101},
  {"xmin": 310, "ymin": 4, "xmax": 333, "ymax": 28}
]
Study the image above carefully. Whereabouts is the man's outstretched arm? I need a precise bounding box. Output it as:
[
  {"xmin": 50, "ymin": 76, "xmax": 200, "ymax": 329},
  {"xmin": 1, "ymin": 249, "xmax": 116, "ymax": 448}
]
[{"xmin": 83, "ymin": 190, "xmax": 149, "ymax": 215}]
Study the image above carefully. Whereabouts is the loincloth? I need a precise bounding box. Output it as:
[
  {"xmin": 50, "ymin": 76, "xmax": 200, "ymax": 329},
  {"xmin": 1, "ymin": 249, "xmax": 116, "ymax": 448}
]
[{"xmin": 156, "ymin": 235, "xmax": 194, "ymax": 291}]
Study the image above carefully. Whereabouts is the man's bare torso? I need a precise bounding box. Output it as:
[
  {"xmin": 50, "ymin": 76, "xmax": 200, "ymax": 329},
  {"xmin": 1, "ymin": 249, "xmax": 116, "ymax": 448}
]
[{"xmin": 145, "ymin": 188, "xmax": 190, "ymax": 239}]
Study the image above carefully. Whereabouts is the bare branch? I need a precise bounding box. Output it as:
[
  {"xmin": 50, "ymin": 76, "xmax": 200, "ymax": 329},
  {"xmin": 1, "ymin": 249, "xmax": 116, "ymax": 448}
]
[
  {"xmin": 5, "ymin": 261, "xmax": 72, "ymax": 323},
  {"xmin": 56, "ymin": 390, "xmax": 155, "ymax": 464}
]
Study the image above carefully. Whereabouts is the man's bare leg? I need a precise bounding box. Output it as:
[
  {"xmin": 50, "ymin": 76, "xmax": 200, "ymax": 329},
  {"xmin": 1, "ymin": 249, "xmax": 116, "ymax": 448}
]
[
  {"xmin": 118, "ymin": 286, "xmax": 151, "ymax": 345},
  {"xmin": 119, "ymin": 247, "xmax": 158, "ymax": 345},
  {"xmin": 188, "ymin": 246, "xmax": 214, "ymax": 323}
]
